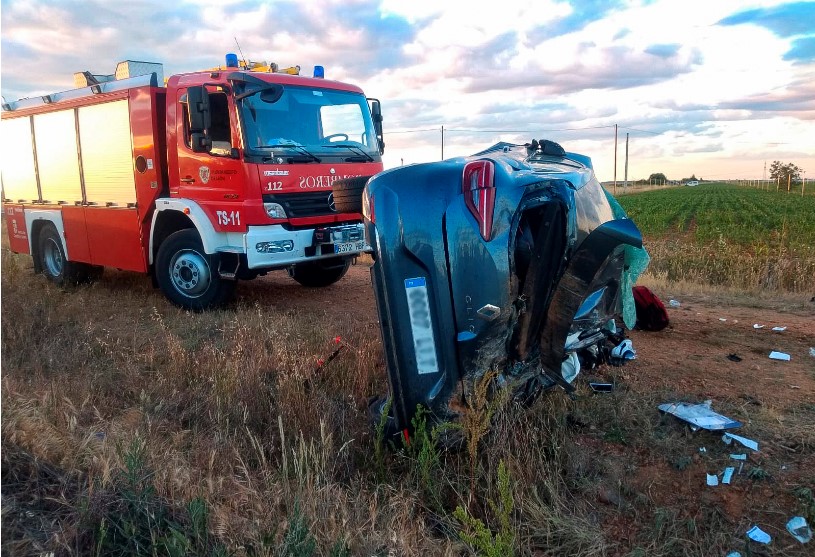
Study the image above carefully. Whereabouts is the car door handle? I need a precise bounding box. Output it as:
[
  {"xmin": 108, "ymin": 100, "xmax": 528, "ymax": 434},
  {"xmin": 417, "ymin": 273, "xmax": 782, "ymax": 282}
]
[{"xmin": 180, "ymin": 177, "xmax": 195, "ymax": 183}]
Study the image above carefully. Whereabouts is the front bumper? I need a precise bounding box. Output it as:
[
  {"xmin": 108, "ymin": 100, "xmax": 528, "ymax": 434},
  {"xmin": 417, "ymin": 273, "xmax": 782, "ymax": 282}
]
[{"xmin": 243, "ymin": 223, "xmax": 369, "ymax": 269}]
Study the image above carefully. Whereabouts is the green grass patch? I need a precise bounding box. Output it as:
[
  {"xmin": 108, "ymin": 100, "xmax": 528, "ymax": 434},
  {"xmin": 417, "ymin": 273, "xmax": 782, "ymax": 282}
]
[{"xmin": 617, "ymin": 183, "xmax": 815, "ymax": 291}]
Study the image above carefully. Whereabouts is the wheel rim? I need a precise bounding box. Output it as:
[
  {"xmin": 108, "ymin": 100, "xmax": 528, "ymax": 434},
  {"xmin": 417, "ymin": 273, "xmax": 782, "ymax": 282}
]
[
  {"xmin": 169, "ymin": 249, "xmax": 211, "ymax": 298},
  {"xmin": 43, "ymin": 237, "xmax": 64, "ymax": 277}
]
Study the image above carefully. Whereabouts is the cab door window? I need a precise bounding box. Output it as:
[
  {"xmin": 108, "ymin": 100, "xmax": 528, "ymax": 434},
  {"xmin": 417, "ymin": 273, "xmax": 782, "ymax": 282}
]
[{"xmin": 181, "ymin": 89, "xmax": 233, "ymax": 156}]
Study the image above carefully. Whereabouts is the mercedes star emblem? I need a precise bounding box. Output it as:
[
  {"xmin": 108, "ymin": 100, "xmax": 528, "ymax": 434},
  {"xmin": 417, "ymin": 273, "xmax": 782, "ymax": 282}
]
[{"xmin": 327, "ymin": 192, "xmax": 336, "ymax": 212}]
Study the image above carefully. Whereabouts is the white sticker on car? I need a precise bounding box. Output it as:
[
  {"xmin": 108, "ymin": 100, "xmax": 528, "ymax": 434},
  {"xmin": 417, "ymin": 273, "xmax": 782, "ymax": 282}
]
[{"xmin": 404, "ymin": 277, "xmax": 439, "ymax": 374}]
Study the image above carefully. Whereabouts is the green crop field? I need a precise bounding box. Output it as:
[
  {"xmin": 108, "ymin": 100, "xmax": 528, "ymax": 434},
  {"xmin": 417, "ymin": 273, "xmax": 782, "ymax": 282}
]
[{"xmin": 616, "ymin": 183, "xmax": 815, "ymax": 292}]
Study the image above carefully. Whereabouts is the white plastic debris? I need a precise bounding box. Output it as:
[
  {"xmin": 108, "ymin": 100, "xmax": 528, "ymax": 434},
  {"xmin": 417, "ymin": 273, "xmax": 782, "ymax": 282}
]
[
  {"xmin": 769, "ymin": 351, "xmax": 791, "ymax": 361},
  {"xmin": 719, "ymin": 318, "xmax": 727, "ymax": 322},
  {"xmin": 746, "ymin": 525, "xmax": 772, "ymax": 544},
  {"xmin": 753, "ymin": 324, "xmax": 765, "ymax": 329},
  {"xmin": 669, "ymin": 299, "xmax": 680, "ymax": 307},
  {"xmin": 730, "ymin": 453, "xmax": 747, "ymax": 461},
  {"xmin": 560, "ymin": 351, "xmax": 580, "ymax": 384},
  {"xmin": 722, "ymin": 467, "xmax": 735, "ymax": 484},
  {"xmin": 699, "ymin": 447, "xmax": 707, "ymax": 453},
  {"xmin": 723, "ymin": 433, "xmax": 759, "ymax": 451},
  {"xmin": 772, "ymin": 326, "xmax": 787, "ymax": 332},
  {"xmin": 809, "ymin": 347, "xmax": 815, "ymax": 358},
  {"xmin": 659, "ymin": 402, "xmax": 742, "ymax": 430},
  {"xmin": 706, "ymin": 473, "xmax": 719, "ymax": 486},
  {"xmin": 786, "ymin": 516, "xmax": 812, "ymax": 544},
  {"xmin": 611, "ymin": 339, "xmax": 636, "ymax": 360}
]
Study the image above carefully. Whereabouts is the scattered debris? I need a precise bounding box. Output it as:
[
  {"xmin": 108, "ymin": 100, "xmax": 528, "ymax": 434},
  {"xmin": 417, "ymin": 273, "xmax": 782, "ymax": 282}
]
[
  {"xmin": 753, "ymin": 323, "xmax": 765, "ymax": 329},
  {"xmin": 706, "ymin": 473, "xmax": 719, "ymax": 486},
  {"xmin": 730, "ymin": 453, "xmax": 747, "ymax": 461},
  {"xmin": 786, "ymin": 516, "xmax": 812, "ymax": 544},
  {"xmin": 746, "ymin": 525, "xmax": 772, "ymax": 544},
  {"xmin": 727, "ymin": 353, "xmax": 742, "ymax": 362},
  {"xmin": 726, "ymin": 552, "xmax": 742, "ymax": 557},
  {"xmin": 772, "ymin": 326, "xmax": 787, "ymax": 332},
  {"xmin": 659, "ymin": 401, "xmax": 742, "ymax": 430},
  {"xmin": 738, "ymin": 462, "xmax": 744, "ymax": 475},
  {"xmin": 809, "ymin": 347, "xmax": 815, "ymax": 358},
  {"xmin": 589, "ymin": 382, "xmax": 614, "ymax": 393},
  {"xmin": 611, "ymin": 339, "xmax": 636, "ymax": 360},
  {"xmin": 719, "ymin": 318, "xmax": 727, "ymax": 322},
  {"xmin": 769, "ymin": 351, "xmax": 791, "ymax": 361},
  {"xmin": 698, "ymin": 447, "xmax": 707, "ymax": 454},
  {"xmin": 633, "ymin": 286, "xmax": 669, "ymax": 331},
  {"xmin": 723, "ymin": 432, "xmax": 759, "ymax": 451},
  {"xmin": 722, "ymin": 467, "xmax": 735, "ymax": 484},
  {"xmin": 669, "ymin": 299, "xmax": 681, "ymax": 308}
]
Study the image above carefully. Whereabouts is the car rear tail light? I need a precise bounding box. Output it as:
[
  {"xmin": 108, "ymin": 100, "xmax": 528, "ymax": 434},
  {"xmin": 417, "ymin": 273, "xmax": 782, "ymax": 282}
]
[
  {"xmin": 462, "ymin": 160, "xmax": 496, "ymax": 241},
  {"xmin": 363, "ymin": 192, "xmax": 375, "ymax": 223}
]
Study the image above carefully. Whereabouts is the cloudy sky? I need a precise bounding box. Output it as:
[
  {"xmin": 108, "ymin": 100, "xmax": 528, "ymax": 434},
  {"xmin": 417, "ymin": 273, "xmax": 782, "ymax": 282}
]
[{"xmin": 2, "ymin": 0, "xmax": 813, "ymax": 181}]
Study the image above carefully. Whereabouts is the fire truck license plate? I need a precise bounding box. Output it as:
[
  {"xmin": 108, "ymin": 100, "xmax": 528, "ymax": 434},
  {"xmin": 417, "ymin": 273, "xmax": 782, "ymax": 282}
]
[{"xmin": 334, "ymin": 240, "xmax": 365, "ymax": 254}]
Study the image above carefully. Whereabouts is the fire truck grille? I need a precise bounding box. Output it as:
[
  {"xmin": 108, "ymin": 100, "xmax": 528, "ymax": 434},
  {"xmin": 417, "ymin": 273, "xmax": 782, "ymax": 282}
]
[{"xmin": 263, "ymin": 192, "xmax": 335, "ymax": 218}]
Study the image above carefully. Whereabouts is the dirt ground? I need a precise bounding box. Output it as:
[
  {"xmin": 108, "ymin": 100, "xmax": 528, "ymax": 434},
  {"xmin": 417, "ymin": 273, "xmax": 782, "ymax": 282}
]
[{"xmin": 241, "ymin": 264, "xmax": 815, "ymax": 553}]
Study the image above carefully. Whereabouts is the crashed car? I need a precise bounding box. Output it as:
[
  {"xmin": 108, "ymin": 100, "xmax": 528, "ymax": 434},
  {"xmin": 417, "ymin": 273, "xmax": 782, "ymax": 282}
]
[{"xmin": 335, "ymin": 139, "xmax": 648, "ymax": 437}]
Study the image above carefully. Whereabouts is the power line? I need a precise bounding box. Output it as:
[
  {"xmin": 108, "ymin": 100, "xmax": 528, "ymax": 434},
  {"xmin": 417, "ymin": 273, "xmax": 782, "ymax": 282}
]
[
  {"xmin": 387, "ymin": 124, "xmax": 618, "ymax": 134},
  {"xmin": 444, "ymin": 125, "xmax": 616, "ymax": 133},
  {"xmin": 618, "ymin": 126, "xmax": 661, "ymax": 135},
  {"xmin": 387, "ymin": 127, "xmax": 441, "ymax": 134}
]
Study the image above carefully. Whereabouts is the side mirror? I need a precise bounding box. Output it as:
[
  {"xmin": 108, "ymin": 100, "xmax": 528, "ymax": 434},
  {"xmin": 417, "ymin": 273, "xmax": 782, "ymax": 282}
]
[
  {"xmin": 187, "ymin": 86, "xmax": 212, "ymax": 153},
  {"xmin": 368, "ymin": 97, "xmax": 385, "ymax": 154},
  {"xmin": 259, "ymin": 85, "xmax": 284, "ymax": 104}
]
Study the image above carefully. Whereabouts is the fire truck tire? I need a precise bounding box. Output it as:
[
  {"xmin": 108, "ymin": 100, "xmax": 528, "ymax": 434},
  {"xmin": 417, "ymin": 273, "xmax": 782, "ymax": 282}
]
[
  {"xmin": 155, "ymin": 229, "xmax": 235, "ymax": 311},
  {"xmin": 37, "ymin": 223, "xmax": 85, "ymax": 286},
  {"xmin": 287, "ymin": 257, "xmax": 351, "ymax": 287},
  {"xmin": 331, "ymin": 176, "xmax": 371, "ymax": 214}
]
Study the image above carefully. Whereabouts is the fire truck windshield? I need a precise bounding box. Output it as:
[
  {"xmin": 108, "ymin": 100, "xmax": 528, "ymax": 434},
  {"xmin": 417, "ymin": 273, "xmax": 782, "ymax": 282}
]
[{"xmin": 238, "ymin": 86, "xmax": 379, "ymax": 160}]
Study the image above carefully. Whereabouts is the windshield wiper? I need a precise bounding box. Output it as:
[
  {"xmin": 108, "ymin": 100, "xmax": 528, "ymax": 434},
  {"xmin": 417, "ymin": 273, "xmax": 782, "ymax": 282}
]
[
  {"xmin": 257, "ymin": 144, "xmax": 322, "ymax": 163},
  {"xmin": 324, "ymin": 143, "xmax": 375, "ymax": 162}
]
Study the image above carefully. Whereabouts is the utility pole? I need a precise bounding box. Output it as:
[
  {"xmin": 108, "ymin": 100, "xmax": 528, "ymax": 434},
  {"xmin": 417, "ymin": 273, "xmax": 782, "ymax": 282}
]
[
  {"xmin": 441, "ymin": 125, "xmax": 444, "ymax": 160},
  {"xmin": 613, "ymin": 124, "xmax": 618, "ymax": 194},
  {"xmin": 623, "ymin": 133, "xmax": 629, "ymax": 193}
]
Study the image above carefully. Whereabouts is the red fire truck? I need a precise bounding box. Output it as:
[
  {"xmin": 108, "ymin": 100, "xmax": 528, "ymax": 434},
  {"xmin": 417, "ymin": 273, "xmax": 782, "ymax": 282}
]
[{"xmin": 1, "ymin": 56, "xmax": 384, "ymax": 309}]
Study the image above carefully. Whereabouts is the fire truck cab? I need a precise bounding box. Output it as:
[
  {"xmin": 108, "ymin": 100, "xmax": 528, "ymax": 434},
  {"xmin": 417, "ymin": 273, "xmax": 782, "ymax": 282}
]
[{"xmin": 1, "ymin": 56, "xmax": 384, "ymax": 309}]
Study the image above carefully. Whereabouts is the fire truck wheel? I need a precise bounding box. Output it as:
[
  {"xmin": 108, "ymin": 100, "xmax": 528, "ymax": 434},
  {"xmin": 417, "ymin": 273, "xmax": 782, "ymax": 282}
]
[
  {"xmin": 38, "ymin": 223, "xmax": 84, "ymax": 285},
  {"xmin": 156, "ymin": 229, "xmax": 235, "ymax": 310},
  {"xmin": 287, "ymin": 257, "xmax": 351, "ymax": 287},
  {"xmin": 331, "ymin": 176, "xmax": 371, "ymax": 214}
]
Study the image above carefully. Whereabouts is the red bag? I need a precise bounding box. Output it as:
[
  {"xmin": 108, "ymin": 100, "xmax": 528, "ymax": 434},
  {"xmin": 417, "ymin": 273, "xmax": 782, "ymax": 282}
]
[{"xmin": 632, "ymin": 286, "xmax": 670, "ymax": 331}]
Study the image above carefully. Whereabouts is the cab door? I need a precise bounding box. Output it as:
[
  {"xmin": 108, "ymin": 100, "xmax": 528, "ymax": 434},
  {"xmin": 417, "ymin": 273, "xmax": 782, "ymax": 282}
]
[{"xmin": 175, "ymin": 86, "xmax": 246, "ymax": 232}]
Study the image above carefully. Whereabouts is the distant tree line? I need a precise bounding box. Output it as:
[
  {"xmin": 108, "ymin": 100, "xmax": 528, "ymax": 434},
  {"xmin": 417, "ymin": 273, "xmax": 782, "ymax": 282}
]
[
  {"xmin": 624, "ymin": 173, "xmax": 701, "ymax": 185},
  {"xmin": 626, "ymin": 162, "xmax": 806, "ymax": 186}
]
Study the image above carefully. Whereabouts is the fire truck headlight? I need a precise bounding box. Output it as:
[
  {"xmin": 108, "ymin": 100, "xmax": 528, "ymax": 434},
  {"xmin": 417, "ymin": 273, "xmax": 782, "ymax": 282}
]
[
  {"xmin": 256, "ymin": 240, "xmax": 294, "ymax": 253},
  {"xmin": 264, "ymin": 202, "xmax": 287, "ymax": 219}
]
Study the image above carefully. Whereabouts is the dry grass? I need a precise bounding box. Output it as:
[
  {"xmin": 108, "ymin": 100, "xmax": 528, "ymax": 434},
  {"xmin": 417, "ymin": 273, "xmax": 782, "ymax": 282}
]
[{"xmin": 2, "ymin": 238, "xmax": 813, "ymax": 556}]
